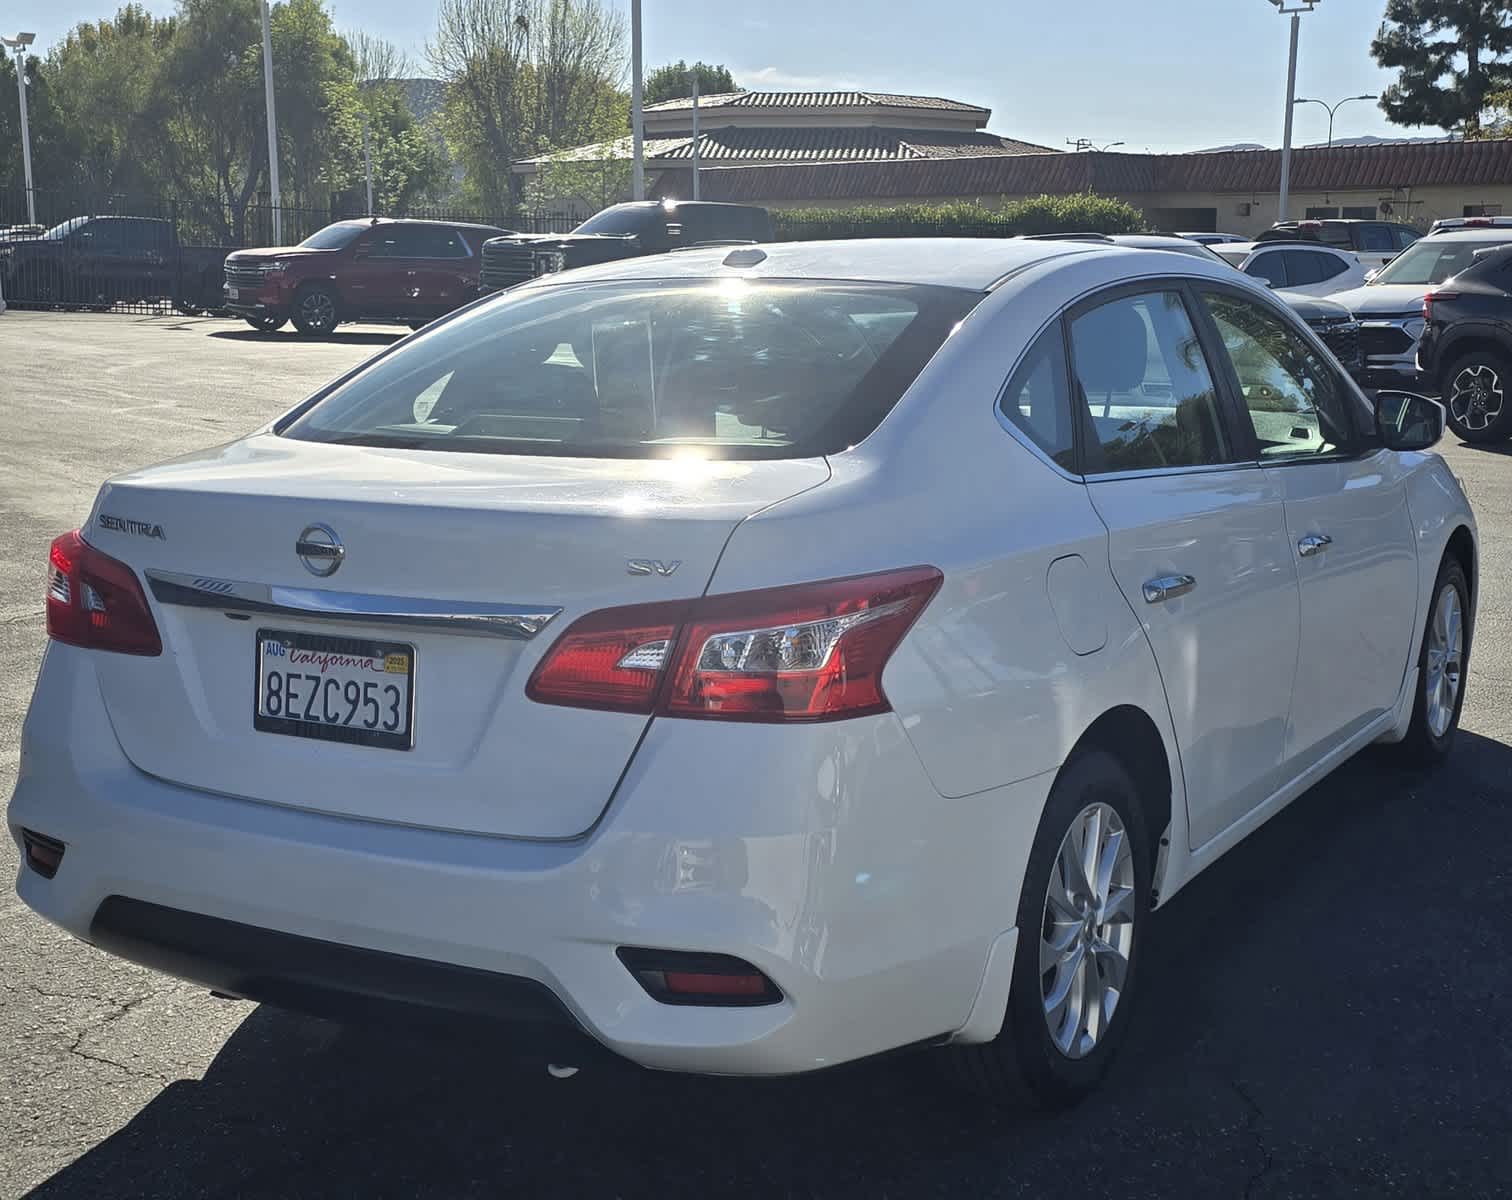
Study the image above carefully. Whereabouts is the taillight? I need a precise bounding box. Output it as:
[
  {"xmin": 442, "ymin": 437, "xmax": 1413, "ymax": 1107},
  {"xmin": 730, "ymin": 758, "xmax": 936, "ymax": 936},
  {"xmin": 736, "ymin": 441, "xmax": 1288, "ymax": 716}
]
[
  {"xmin": 45, "ymin": 530, "xmax": 162, "ymax": 655},
  {"xmin": 527, "ymin": 567, "xmax": 942, "ymax": 722},
  {"xmin": 1423, "ymin": 291, "xmax": 1457, "ymax": 322}
]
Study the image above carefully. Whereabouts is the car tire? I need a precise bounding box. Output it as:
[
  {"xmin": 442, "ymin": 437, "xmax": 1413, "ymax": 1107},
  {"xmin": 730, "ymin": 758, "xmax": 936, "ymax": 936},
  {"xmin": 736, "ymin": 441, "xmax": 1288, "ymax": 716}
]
[
  {"xmin": 1396, "ymin": 555, "xmax": 1471, "ymax": 767},
  {"xmin": 1441, "ymin": 351, "xmax": 1512, "ymax": 443},
  {"xmin": 944, "ymin": 749, "xmax": 1150, "ymax": 1108},
  {"xmin": 291, "ymin": 284, "xmax": 340, "ymax": 336},
  {"xmin": 244, "ymin": 315, "xmax": 287, "ymax": 333}
]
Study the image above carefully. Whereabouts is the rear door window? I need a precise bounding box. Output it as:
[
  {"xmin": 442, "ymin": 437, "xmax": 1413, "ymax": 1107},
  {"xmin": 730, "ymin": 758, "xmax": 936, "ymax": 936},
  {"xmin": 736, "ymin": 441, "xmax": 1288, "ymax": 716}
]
[
  {"xmin": 1245, "ymin": 251, "xmax": 1288, "ymax": 288},
  {"xmin": 1282, "ymin": 251, "xmax": 1327, "ymax": 286},
  {"xmin": 1067, "ymin": 290, "xmax": 1235, "ymax": 473},
  {"xmin": 282, "ymin": 280, "xmax": 980, "ymax": 460},
  {"xmin": 1357, "ymin": 224, "xmax": 1395, "ymax": 252}
]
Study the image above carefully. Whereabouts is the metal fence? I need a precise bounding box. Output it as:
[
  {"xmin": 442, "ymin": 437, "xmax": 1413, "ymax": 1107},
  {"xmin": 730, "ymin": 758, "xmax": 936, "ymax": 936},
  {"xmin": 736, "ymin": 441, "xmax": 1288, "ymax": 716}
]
[{"xmin": 0, "ymin": 189, "xmax": 575, "ymax": 316}]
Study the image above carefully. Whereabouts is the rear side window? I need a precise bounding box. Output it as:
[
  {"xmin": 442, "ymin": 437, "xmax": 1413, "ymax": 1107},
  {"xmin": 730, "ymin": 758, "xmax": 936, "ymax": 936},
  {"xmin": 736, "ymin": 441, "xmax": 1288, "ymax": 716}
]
[
  {"xmin": 998, "ymin": 325, "xmax": 1075, "ymax": 470},
  {"xmin": 1358, "ymin": 224, "xmax": 1395, "ymax": 252},
  {"xmin": 421, "ymin": 227, "xmax": 469, "ymax": 258},
  {"xmin": 1246, "ymin": 252, "xmax": 1288, "ymax": 288},
  {"xmin": 282, "ymin": 280, "xmax": 980, "ymax": 460},
  {"xmin": 1282, "ymin": 251, "xmax": 1327, "ymax": 286},
  {"xmin": 1393, "ymin": 226, "xmax": 1420, "ymax": 250},
  {"xmin": 1067, "ymin": 290, "xmax": 1232, "ymax": 474}
]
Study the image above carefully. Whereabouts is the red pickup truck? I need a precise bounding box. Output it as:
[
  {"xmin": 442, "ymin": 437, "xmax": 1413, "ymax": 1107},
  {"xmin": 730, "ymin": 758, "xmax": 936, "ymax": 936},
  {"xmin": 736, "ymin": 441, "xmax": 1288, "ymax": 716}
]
[{"xmin": 223, "ymin": 217, "xmax": 511, "ymax": 335}]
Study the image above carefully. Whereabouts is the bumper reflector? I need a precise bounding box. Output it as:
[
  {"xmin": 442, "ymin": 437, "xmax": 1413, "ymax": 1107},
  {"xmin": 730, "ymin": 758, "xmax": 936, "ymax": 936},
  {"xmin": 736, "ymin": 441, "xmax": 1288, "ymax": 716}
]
[
  {"xmin": 21, "ymin": 829, "xmax": 65, "ymax": 879},
  {"xmin": 617, "ymin": 947, "xmax": 781, "ymax": 1007}
]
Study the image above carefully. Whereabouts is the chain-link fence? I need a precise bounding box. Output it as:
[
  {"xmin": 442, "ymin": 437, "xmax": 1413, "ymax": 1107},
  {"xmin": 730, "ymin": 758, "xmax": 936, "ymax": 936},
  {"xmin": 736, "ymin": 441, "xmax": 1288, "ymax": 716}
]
[{"xmin": 0, "ymin": 189, "xmax": 574, "ymax": 316}]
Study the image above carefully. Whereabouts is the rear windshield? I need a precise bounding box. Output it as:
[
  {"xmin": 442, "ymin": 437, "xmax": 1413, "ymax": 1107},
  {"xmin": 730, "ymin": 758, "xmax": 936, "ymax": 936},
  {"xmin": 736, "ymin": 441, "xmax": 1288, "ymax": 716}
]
[
  {"xmin": 1370, "ymin": 237, "xmax": 1512, "ymax": 286},
  {"xmin": 572, "ymin": 207, "xmax": 655, "ymax": 236},
  {"xmin": 280, "ymin": 279, "xmax": 980, "ymax": 460},
  {"xmin": 299, "ymin": 222, "xmax": 365, "ymax": 250}
]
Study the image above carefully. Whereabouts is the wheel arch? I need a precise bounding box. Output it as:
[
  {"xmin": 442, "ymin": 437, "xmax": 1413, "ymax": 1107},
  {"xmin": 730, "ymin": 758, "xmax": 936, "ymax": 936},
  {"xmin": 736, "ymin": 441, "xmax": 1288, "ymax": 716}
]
[
  {"xmin": 1445, "ymin": 524, "xmax": 1477, "ymax": 621},
  {"xmin": 1438, "ymin": 333, "xmax": 1512, "ymax": 385},
  {"xmin": 1063, "ymin": 704, "xmax": 1173, "ymax": 901}
]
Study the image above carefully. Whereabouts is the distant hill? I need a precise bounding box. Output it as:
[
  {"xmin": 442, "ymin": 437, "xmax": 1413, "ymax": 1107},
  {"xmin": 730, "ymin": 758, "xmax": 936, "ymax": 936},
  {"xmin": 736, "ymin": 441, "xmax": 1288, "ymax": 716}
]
[{"xmin": 1193, "ymin": 133, "xmax": 1457, "ymax": 154}]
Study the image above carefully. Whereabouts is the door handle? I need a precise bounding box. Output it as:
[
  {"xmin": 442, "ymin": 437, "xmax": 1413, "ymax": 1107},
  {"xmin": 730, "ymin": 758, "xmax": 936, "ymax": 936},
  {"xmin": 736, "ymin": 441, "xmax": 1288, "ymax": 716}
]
[
  {"xmin": 1142, "ymin": 574, "xmax": 1196, "ymax": 604},
  {"xmin": 1298, "ymin": 533, "xmax": 1333, "ymax": 558}
]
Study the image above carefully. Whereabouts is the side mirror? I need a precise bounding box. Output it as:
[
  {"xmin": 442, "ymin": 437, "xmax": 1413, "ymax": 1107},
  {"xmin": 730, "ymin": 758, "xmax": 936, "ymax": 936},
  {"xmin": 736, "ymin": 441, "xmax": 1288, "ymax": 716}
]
[
  {"xmin": 1364, "ymin": 268, "xmax": 1379, "ymax": 283},
  {"xmin": 1375, "ymin": 390, "xmax": 1445, "ymax": 451}
]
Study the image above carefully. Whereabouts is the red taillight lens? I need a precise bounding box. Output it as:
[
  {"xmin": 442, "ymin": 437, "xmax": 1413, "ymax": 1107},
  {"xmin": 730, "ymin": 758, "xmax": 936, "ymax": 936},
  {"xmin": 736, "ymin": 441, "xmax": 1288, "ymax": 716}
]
[
  {"xmin": 526, "ymin": 598, "xmax": 687, "ymax": 713},
  {"xmin": 1423, "ymin": 291, "xmax": 1456, "ymax": 322},
  {"xmin": 527, "ymin": 567, "xmax": 942, "ymax": 722},
  {"xmin": 45, "ymin": 531, "xmax": 162, "ymax": 655}
]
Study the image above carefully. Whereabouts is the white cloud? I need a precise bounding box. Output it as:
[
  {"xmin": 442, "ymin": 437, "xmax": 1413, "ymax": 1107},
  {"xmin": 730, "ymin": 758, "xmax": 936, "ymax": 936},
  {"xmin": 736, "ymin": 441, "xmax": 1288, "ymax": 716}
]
[{"xmin": 729, "ymin": 64, "xmax": 868, "ymax": 92}]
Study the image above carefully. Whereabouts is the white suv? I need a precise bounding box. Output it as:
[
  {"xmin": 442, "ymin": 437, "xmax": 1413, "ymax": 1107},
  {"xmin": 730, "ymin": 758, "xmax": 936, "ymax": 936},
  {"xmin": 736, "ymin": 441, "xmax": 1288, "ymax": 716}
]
[{"xmin": 1209, "ymin": 241, "xmax": 1368, "ymax": 298}]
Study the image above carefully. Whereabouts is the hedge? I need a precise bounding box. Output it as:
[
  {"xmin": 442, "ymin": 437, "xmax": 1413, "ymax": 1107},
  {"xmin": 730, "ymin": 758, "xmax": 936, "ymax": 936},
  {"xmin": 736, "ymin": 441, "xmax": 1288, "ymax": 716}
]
[{"xmin": 771, "ymin": 194, "xmax": 1147, "ymax": 241}]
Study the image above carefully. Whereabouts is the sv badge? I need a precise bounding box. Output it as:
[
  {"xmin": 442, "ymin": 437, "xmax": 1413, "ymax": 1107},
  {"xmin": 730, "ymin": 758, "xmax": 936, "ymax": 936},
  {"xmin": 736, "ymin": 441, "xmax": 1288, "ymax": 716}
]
[{"xmin": 627, "ymin": 558, "xmax": 682, "ymax": 577}]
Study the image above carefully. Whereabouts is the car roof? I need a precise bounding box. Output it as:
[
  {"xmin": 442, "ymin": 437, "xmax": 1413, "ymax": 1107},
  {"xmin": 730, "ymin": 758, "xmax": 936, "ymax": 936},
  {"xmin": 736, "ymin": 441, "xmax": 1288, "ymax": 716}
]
[
  {"xmin": 517, "ymin": 237, "xmax": 1121, "ymax": 291},
  {"xmin": 1423, "ymin": 228, "xmax": 1512, "ymax": 242}
]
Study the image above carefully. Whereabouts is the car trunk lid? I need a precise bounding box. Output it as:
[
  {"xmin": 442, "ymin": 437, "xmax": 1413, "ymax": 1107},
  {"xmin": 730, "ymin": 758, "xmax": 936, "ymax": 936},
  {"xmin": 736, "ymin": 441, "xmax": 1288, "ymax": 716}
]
[{"xmin": 84, "ymin": 435, "xmax": 829, "ymax": 839}]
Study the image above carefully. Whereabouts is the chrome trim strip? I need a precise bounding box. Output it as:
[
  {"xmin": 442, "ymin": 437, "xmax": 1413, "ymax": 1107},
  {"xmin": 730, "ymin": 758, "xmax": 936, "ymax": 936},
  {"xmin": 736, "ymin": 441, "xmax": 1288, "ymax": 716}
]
[{"xmin": 145, "ymin": 570, "xmax": 562, "ymax": 639}]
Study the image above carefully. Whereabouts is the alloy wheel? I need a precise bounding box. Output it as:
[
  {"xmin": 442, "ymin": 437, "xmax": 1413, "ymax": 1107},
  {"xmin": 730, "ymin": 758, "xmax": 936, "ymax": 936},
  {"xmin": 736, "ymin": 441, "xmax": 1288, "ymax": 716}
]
[
  {"xmin": 1040, "ymin": 800, "xmax": 1136, "ymax": 1060},
  {"xmin": 1425, "ymin": 582, "xmax": 1464, "ymax": 739},
  {"xmin": 1448, "ymin": 364, "xmax": 1504, "ymax": 432},
  {"xmin": 300, "ymin": 290, "xmax": 336, "ymax": 332}
]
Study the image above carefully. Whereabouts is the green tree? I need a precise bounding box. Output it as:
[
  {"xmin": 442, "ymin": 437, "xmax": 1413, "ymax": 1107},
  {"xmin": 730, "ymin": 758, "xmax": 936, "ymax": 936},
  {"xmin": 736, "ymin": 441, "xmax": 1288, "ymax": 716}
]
[
  {"xmin": 44, "ymin": 5, "xmax": 177, "ymax": 198},
  {"xmin": 1373, "ymin": 0, "xmax": 1512, "ymax": 135},
  {"xmin": 430, "ymin": 0, "xmax": 627, "ymax": 215},
  {"xmin": 0, "ymin": 52, "xmax": 78, "ymax": 213},
  {"xmin": 642, "ymin": 60, "xmax": 737, "ymax": 105}
]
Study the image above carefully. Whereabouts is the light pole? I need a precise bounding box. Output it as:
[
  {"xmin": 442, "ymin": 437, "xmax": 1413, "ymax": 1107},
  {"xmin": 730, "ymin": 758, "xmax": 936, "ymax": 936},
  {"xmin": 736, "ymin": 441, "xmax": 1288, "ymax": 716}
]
[
  {"xmin": 259, "ymin": 1, "xmax": 282, "ymax": 244},
  {"xmin": 1293, "ymin": 93, "xmax": 1377, "ymax": 149},
  {"xmin": 1266, "ymin": 0, "xmax": 1319, "ymax": 223},
  {"xmin": 2, "ymin": 33, "xmax": 36, "ymax": 225},
  {"xmin": 630, "ymin": 0, "xmax": 644, "ymax": 201}
]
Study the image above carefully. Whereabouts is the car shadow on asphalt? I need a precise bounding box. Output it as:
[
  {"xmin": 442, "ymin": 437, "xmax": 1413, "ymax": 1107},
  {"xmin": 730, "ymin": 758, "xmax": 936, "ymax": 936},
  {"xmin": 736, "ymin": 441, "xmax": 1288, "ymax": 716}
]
[
  {"xmin": 1452, "ymin": 437, "xmax": 1512, "ymax": 456},
  {"xmin": 26, "ymin": 733, "xmax": 1512, "ymax": 1199},
  {"xmin": 208, "ymin": 330, "xmax": 405, "ymax": 346}
]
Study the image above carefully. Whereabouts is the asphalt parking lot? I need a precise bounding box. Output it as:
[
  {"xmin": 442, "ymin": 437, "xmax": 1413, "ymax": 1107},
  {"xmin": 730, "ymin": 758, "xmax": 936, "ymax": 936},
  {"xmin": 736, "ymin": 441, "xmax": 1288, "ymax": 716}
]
[{"xmin": 2, "ymin": 310, "xmax": 1511, "ymax": 1199}]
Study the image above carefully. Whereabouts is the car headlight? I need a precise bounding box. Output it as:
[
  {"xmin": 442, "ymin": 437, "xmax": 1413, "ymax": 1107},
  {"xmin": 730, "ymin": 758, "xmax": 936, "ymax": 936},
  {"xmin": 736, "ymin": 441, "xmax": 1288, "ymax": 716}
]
[
  {"xmin": 533, "ymin": 250, "xmax": 566, "ymax": 275},
  {"xmin": 263, "ymin": 262, "xmax": 286, "ymax": 279}
]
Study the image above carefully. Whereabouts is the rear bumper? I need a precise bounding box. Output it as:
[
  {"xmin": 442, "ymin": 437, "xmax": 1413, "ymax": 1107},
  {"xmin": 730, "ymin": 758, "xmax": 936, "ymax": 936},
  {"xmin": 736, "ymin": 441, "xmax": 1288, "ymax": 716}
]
[{"xmin": 9, "ymin": 642, "xmax": 1042, "ymax": 1075}]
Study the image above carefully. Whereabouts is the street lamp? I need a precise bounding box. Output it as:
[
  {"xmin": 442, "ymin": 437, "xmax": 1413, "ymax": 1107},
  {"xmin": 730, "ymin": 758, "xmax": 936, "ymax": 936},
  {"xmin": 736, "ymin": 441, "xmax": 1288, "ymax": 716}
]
[
  {"xmin": 2, "ymin": 32, "xmax": 36, "ymax": 225},
  {"xmin": 259, "ymin": 2, "xmax": 281, "ymax": 244},
  {"xmin": 1294, "ymin": 94, "xmax": 1378, "ymax": 149},
  {"xmin": 630, "ymin": 0, "xmax": 644, "ymax": 201},
  {"xmin": 1265, "ymin": 0, "xmax": 1320, "ymax": 222}
]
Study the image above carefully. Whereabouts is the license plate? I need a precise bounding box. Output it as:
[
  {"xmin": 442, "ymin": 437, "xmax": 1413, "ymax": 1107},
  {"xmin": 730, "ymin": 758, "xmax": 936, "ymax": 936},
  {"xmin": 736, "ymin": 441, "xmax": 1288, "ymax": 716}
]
[
  {"xmin": 226, "ymin": 286, "xmax": 239, "ymax": 300},
  {"xmin": 254, "ymin": 629, "xmax": 415, "ymax": 750}
]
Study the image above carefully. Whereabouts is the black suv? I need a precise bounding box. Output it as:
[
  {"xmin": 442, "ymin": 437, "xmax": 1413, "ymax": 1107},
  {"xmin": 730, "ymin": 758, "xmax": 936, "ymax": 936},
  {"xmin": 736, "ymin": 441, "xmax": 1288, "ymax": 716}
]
[
  {"xmin": 480, "ymin": 201, "xmax": 773, "ymax": 291},
  {"xmin": 1416, "ymin": 243, "xmax": 1512, "ymax": 442}
]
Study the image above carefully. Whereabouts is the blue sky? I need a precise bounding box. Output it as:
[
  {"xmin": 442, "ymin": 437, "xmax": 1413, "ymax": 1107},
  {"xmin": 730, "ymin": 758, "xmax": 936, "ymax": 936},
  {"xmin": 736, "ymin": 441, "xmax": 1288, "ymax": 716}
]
[{"xmin": 6, "ymin": 0, "xmax": 1421, "ymax": 152}]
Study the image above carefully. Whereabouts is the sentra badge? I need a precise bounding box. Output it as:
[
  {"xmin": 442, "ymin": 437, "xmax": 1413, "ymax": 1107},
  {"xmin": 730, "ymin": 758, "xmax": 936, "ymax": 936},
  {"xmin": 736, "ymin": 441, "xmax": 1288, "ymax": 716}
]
[{"xmin": 98, "ymin": 513, "xmax": 166, "ymax": 540}]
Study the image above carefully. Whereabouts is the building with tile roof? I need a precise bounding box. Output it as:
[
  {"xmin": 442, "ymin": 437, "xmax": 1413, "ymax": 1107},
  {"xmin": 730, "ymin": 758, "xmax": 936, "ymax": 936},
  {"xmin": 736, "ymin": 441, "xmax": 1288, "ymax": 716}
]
[
  {"xmin": 514, "ymin": 89, "xmax": 1053, "ymax": 216},
  {"xmin": 643, "ymin": 138, "xmax": 1512, "ymax": 237}
]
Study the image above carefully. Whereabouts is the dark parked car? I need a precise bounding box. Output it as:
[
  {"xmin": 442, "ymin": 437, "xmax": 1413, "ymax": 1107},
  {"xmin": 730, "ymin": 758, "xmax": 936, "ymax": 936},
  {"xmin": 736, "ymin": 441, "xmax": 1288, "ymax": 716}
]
[
  {"xmin": 479, "ymin": 201, "xmax": 773, "ymax": 291},
  {"xmin": 1416, "ymin": 243, "xmax": 1512, "ymax": 442},
  {"xmin": 223, "ymin": 218, "xmax": 511, "ymax": 335},
  {"xmin": 1, "ymin": 216, "xmax": 229, "ymax": 312}
]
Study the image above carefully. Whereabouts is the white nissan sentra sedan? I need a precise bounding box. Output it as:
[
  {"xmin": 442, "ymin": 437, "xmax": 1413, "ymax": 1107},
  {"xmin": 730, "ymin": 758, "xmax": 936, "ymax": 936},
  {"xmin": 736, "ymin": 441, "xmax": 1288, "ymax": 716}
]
[{"xmin": 9, "ymin": 238, "xmax": 1476, "ymax": 1107}]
